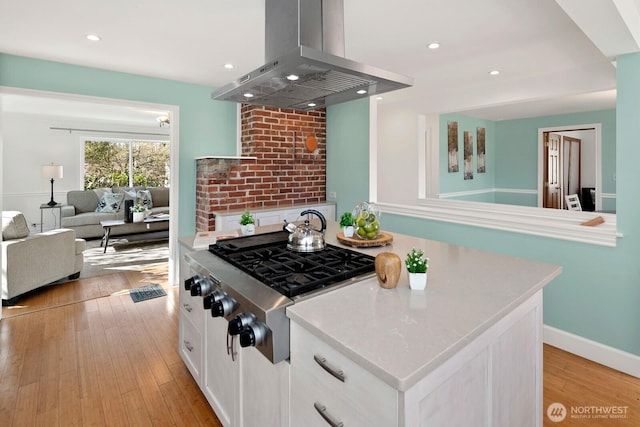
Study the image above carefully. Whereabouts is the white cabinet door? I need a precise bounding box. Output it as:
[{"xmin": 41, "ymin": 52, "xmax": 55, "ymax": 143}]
[
  {"xmin": 255, "ymin": 211, "xmax": 283, "ymax": 227},
  {"xmin": 239, "ymin": 347, "xmax": 290, "ymax": 427},
  {"xmin": 204, "ymin": 316, "xmax": 238, "ymax": 427},
  {"xmin": 217, "ymin": 214, "xmax": 242, "ymax": 231}
]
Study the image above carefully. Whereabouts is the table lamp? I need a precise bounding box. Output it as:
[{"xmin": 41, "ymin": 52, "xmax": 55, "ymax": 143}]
[{"xmin": 42, "ymin": 163, "xmax": 63, "ymax": 206}]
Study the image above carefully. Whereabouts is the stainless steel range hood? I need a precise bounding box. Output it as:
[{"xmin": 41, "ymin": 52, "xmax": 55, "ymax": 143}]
[{"xmin": 211, "ymin": 0, "xmax": 413, "ymax": 111}]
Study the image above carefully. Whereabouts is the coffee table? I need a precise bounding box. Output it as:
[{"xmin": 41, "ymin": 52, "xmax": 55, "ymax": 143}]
[{"xmin": 100, "ymin": 216, "xmax": 169, "ymax": 253}]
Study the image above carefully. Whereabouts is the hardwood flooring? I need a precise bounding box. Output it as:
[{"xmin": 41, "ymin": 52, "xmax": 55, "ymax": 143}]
[
  {"xmin": 0, "ymin": 266, "xmax": 221, "ymax": 427},
  {"xmin": 543, "ymin": 344, "xmax": 640, "ymax": 426},
  {"xmin": 1, "ymin": 265, "xmax": 638, "ymax": 426}
]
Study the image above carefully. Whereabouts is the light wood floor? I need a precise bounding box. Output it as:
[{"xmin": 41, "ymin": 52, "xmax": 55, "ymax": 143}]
[
  {"xmin": 1, "ymin": 267, "xmax": 638, "ymax": 426},
  {"xmin": 543, "ymin": 344, "xmax": 640, "ymax": 426},
  {"xmin": 0, "ymin": 266, "xmax": 221, "ymax": 427}
]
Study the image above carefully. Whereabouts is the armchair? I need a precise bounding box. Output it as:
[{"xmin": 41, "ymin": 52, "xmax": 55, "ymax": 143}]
[{"xmin": 2, "ymin": 211, "xmax": 85, "ymax": 305}]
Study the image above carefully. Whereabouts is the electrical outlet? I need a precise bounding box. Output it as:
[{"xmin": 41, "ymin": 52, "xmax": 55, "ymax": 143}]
[{"xmin": 328, "ymin": 191, "xmax": 337, "ymax": 198}]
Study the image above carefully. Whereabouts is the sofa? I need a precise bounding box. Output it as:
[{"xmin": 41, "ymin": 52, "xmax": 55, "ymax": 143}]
[
  {"xmin": 2, "ymin": 211, "xmax": 85, "ymax": 304},
  {"xmin": 61, "ymin": 187, "xmax": 170, "ymax": 239}
]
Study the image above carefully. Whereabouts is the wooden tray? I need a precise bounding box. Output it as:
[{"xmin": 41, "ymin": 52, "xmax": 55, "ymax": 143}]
[{"xmin": 336, "ymin": 231, "xmax": 393, "ymax": 247}]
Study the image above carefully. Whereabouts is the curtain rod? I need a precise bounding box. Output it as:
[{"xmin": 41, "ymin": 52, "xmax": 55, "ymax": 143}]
[{"xmin": 50, "ymin": 126, "xmax": 169, "ymax": 137}]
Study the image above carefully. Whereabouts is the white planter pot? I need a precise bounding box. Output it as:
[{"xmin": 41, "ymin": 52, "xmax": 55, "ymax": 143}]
[
  {"xmin": 132, "ymin": 211, "xmax": 145, "ymax": 223},
  {"xmin": 241, "ymin": 224, "xmax": 255, "ymax": 236},
  {"xmin": 408, "ymin": 272, "xmax": 427, "ymax": 290},
  {"xmin": 343, "ymin": 226, "xmax": 354, "ymax": 238}
]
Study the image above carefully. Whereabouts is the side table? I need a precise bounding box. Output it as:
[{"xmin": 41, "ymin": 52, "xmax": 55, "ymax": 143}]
[{"xmin": 40, "ymin": 203, "xmax": 63, "ymax": 232}]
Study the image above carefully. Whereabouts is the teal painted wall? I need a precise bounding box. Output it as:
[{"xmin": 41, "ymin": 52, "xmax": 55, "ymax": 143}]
[
  {"xmin": 340, "ymin": 61, "xmax": 638, "ymax": 357},
  {"xmin": 326, "ymin": 98, "xmax": 370, "ymax": 216},
  {"xmin": 495, "ymin": 109, "xmax": 617, "ymax": 195},
  {"xmin": 439, "ymin": 113, "xmax": 496, "ymax": 198},
  {"xmin": 439, "ymin": 110, "xmax": 616, "ymax": 208},
  {"xmin": 0, "ymin": 54, "xmax": 238, "ymax": 236}
]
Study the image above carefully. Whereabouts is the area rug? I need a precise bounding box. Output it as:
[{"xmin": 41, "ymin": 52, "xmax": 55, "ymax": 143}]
[
  {"xmin": 130, "ymin": 283, "xmax": 167, "ymax": 302},
  {"xmin": 81, "ymin": 237, "xmax": 169, "ymax": 278}
]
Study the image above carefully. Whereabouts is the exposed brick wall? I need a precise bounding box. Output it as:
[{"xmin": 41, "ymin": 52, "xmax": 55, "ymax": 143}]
[{"xmin": 196, "ymin": 105, "xmax": 326, "ymax": 231}]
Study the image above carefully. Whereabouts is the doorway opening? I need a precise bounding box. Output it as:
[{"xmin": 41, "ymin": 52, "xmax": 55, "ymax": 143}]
[{"xmin": 538, "ymin": 124, "xmax": 600, "ymax": 211}]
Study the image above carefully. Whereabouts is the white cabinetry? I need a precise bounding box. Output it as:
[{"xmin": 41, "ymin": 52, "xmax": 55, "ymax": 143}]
[
  {"xmin": 179, "ymin": 241, "xmax": 289, "ymax": 427},
  {"xmin": 289, "ymin": 290, "xmax": 543, "ymax": 427},
  {"xmin": 215, "ymin": 203, "xmax": 336, "ymax": 231},
  {"xmin": 203, "ymin": 316, "xmax": 237, "ymax": 426},
  {"xmin": 290, "ymin": 322, "xmax": 397, "ymax": 427},
  {"xmin": 203, "ymin": 315, "xmax": 290, "ymax": 427},
  {"xmin": 178, "ymin": 242, "xmax": 205, "ymax": 384}
]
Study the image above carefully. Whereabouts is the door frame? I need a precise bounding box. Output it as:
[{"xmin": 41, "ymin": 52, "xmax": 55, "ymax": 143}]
[{"xmin": 537, "ymin": 123, "xmax": 601, "ymax": 211}]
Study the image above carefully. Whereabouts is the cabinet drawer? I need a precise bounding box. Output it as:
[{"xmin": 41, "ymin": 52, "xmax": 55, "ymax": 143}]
[
  {"xmin": 179, "ymin": 287, "xmax": 205, "ymax": 327},
  {"xmin": 179, "ymin": 314, "xmax": 203, "ymax": 381},
  {"xmin": 290, "ymin": 322, "xmax": 397, "ymax": 426}
]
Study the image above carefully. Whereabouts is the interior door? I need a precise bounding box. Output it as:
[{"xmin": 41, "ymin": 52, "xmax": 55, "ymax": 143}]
[
  {"xmin": 562, "ymin": 136, "xmax": 581, "ymax": 202},
  {"xmin": 543, "ymin": 133, "xmax": 561, "ymax": 209}
]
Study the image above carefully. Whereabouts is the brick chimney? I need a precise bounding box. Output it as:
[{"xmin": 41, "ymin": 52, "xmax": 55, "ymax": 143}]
[{"xmin": 196, "ymin": 105, "xmax": 326, "ymax": 231}]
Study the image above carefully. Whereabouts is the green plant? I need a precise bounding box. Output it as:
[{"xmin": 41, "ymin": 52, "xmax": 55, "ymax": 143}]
[
  {"xmin": 339, "ymin": 212, "xmax": 353, "ymax": 227},
  {"xmin": 405, "ymin": 248, "xmax": 428, "ymax": 273},
  {"xmin": 130, "ymin": 203, "xmax": 146, "ymax": 213},
  {"xmin": 239, "ymin": 211, "xmax": 255, "ymax": 225}
]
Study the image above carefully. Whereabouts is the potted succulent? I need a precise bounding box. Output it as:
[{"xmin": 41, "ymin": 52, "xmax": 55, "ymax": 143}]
[
  {"xmin": 239, "ymin": 210, "xmax": 255, "ymax": 236},
  {"xmin": 130, "ymin": 203, "xmax": 146, "ymax": 223},
  {"xmin": 405, "ymin": 248, "xmax": 429, "ymax": 290},
  {"xmin": 339, "ymin": 211, "xmax": 354, "ymax": 237}
]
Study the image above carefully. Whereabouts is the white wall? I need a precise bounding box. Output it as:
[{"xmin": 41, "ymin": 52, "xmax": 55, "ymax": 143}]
[
  {"xmin": 377, "ymin": 104, "xmax": 421, "ymax": 205},
  {"xmin": 2, "ymin": 111, "xmax": 168, "ymax": 230}
]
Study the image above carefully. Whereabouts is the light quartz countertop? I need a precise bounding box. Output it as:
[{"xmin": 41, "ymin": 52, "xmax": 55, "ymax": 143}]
[{"xmin": 286, "ymin": 221, "xmax": 562, "ymax": 391}]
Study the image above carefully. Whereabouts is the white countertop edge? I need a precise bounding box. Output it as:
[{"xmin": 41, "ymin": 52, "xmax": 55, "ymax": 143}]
[{"xmin": 286, "ymin": 256, "xmax": 562, "ymax": 392}]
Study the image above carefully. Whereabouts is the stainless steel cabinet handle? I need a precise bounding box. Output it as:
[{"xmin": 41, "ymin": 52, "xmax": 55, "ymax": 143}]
[
  {"xmin": 184, "ymin": 341, "xmax": 194, "ymax": 352},
  {"xmin": 183, "ymin": 303, "xmax": 193, "ymax": 312},
  {"xmin": 314, "ymin": 402, "xmax": 344, "ymax": 427},
  {"xmin": 314, "ymin": 354, "xmax": 345, "ymax": 382}
]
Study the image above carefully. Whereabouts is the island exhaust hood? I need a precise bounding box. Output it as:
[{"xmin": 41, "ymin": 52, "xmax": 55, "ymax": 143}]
[{"xmin": 211, "ymin": 0, "xmax": 413, "ymax": 111}]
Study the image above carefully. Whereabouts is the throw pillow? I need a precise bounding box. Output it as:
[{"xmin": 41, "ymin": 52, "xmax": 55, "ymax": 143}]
[
  {"xmin": 117, "ymin": 188, "xmax": 138, "ymax": 210},
  {"xmin": 95, "ymin": 192, "xmax": 124, "ymax": 213},
  {"xmin": 136, "ymin": 189, "xmax": 153, "ymax": 209},
  {"xmin": 1, "ymin": 211, "xmax": 30, "ymax": 240}
]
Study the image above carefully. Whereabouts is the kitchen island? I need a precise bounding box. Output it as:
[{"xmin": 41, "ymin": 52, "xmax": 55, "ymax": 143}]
[
  {"xmin": 179, "ymin": 221, "xmax": 561, "ymax": 427},
  {"xmin": 286, "ymin": 222, "xmax": 561, "ymax": 426}
]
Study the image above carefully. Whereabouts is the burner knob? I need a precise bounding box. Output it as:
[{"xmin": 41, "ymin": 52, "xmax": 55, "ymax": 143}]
[
  {"xmin": 211, "ymin": 296, "xmax": 237, "ymax": 318},
  {"xmin": 203, "ymin": 290, "xmax": 225, "ymax": 310},
  {"xmin": 184, "ymin": 275, "xmax": 199, "ymax": 291},
  {"xmin": 228, "ymin": 312, "xmax": 256, "ymax": 335},
  {"xmin": 190, "ymin": 276, "xmax": 215, "ymax": 296},
  {"xmin": 239, "ymin": 321, "xmax": 268, "ymax": 348}
]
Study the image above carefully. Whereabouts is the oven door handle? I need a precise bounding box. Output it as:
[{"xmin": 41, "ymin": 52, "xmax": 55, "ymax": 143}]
[{"xmin": 227, "ymin": 330, "xmax": 237, "ymax": 361}]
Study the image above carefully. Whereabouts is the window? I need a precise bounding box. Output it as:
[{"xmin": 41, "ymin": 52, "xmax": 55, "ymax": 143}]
[{"xmin": 84, "ymin": 139, "xmax": 170, "ymax": 189}]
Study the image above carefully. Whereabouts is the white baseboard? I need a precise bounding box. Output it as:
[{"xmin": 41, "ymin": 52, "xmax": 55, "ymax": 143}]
[{"xmin": 544, "ymin": 325, "xmax": 640, "ymax": 378}]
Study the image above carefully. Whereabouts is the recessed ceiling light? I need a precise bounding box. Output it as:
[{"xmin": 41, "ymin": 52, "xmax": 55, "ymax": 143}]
[
  {"xmin": 224, "ymin": 63, "xmax": 234, "ymax": 70},
  {"xmin": 86, "ymin": 34, "xmax": 101, "ymax": 42},
  {"xmin": 489, "ymin": 70, "xmax": 500, "ymax": 76},
  {"xmin": 243, "ymin": 93, "xmax": 254, "ymax": 98},
  {"xmin": 286, "ymin": 74, "xmax": 299, "ymax": 81},
  {"xmin": 356, "ymin": 89, "xmax": 367, "ymax": 95},
  {"xmin": 427, "ymin": 42, "xmax": 440, "ymax": 49},
  {"xmin": 308, "ymin": 102, "xmax": 317, "ymax": 107}
]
